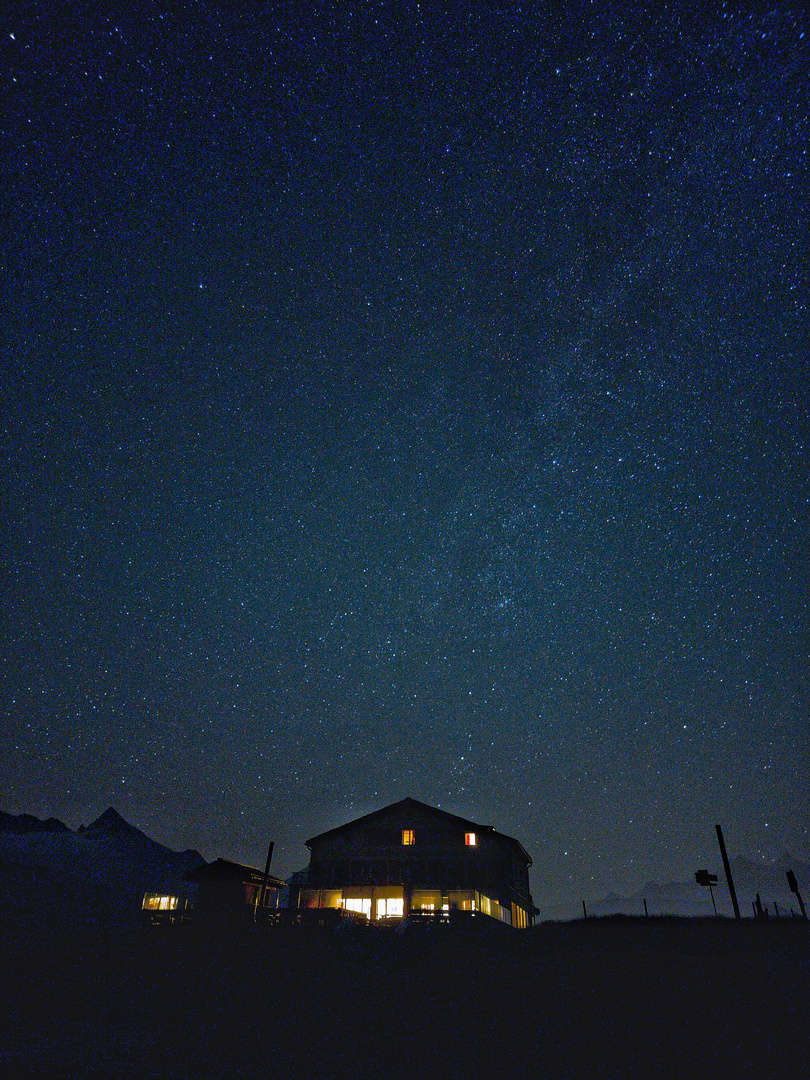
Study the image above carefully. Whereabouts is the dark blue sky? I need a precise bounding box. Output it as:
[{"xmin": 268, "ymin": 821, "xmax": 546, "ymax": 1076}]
[{"xmin": 3, "ymin": 2, "xmax": 808, "ymax": 916}]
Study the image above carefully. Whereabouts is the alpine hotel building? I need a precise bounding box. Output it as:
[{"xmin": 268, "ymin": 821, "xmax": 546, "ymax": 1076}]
[{"xmin": 298, "ymin": 798, "xmax": 535, "ymax": 928}]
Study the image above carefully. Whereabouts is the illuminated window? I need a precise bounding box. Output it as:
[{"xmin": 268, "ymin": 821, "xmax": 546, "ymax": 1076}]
[
  {"xmin": 376, "ymin": 897, "xmax": 404, "ymax": 919},
  {"xmin": 142, "ymin": 893, "xmax": 178, "ymax": 911},
  {"xmin": 402, "ymin": 829, "xmax": 415, "ymax": 845},
  {"xmin": 465, "ymin": 832, "xmax": 477, "ymax": 846},
  {"xmin": 343, "ymin": 898, "xmax": 371, "ymax": 918}
]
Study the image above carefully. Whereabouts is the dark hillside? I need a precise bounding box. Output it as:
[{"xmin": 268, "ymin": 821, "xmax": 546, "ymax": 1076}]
[
  {"xmin": 2, "ymin": 917, "xmax": 807, "ymax": 1078},
  {"xmin": 0, "ymin": 809, "xmax": 204, "ymax": 927}
]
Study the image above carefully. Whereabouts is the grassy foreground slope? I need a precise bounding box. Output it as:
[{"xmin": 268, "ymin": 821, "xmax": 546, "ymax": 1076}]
[{"xmin": 2, "ymin": 917, "xmax": 808, "ymax": 1079}]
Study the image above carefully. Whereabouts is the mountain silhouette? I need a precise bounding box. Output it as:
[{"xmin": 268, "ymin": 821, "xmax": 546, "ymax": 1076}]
[
  {"xmin": 588, "ymin": 854, "xmax": 810, "ymax": 918},
  {"xmin": 0, "ymin": 811, "xmax": 71, "ymax": 834},
  {"xmin": 0, "ymin": 808, "xmax": 204, "ymax": 926}
]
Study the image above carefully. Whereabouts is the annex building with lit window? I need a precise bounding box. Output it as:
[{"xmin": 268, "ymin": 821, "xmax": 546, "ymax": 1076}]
[{"xmin": 296, "ymin": 797, "xmax": 535, "ymax": 928}]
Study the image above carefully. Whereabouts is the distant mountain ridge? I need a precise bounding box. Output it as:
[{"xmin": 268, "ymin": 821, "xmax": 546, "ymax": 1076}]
[
  {"xmin": 0, "ymin": 811, "xmax": 71, "ymax": 835},
  {"xmin": 0, "ymin": 807, "xmax": 205, "ymax": 926},
  {"xmin": 588, "ymin": 854, "xmax": 810, "ymax": 919}
]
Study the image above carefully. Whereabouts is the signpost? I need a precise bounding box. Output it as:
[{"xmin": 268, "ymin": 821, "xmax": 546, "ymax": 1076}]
[{"xmin": 695, "ymin": 869, "xmax": 719, "ymax": 915}]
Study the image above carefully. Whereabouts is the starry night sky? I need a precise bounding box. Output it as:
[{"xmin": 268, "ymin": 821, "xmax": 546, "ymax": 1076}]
[{"xmin": 3, "ymin": 2, "xmax": 808, "ymax": 917}]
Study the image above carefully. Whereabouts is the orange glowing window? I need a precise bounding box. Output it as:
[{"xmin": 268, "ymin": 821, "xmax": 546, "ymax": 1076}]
[
  {"xmin": 402, "ymin": 829, "xmax": 415, "ymax": 845},
  {"xmin": 142, "ymin": 893, "xmax": 178, "ymax": 911},
  {"xmin": 465, "ymin": 832, "xmax": 477, "ymax": 847}
]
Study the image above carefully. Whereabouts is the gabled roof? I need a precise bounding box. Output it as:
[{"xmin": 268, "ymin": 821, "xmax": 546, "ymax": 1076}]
[
  {"xmin": 306, "ymin": 797, "xmax": 532, "ymax": 865},
  {"xmin": 186, "ymin": 857, "xmax": 285, "ymax": 888}
]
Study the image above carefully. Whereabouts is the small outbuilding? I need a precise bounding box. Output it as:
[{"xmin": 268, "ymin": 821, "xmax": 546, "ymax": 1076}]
[{"xmin": 186, "ymin": 858, "xmax": 285, "ymax": 922}]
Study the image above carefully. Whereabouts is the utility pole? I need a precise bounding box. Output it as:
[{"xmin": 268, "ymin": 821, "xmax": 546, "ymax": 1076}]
[
  {"xmin": 257, "ymin": 841, "xmax": 275, "ymax": 918},
  {"xmin": 715, "ymin": 824, "xmax": 741, "ymax": 920}
]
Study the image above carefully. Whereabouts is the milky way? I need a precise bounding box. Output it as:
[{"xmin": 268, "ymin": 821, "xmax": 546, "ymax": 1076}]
[{"xmin": 3, "ymin": 3, "xmax": 808, "ymax": 915}]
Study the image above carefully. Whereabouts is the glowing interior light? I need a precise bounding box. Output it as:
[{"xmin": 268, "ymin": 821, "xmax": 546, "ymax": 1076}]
[
  {"xmin": 343, "ymin": 898, "xmax": 371, "ymax": 917},
  {"xmin": 376, "ymin": 897, "xmax": 404, "ymax": 918},
  {"xmin": 465, "ymin": 832, "xmax": 477, "ymax": 846},
  {"xmin": 142, "ymin": 894, "xmax": 179, "ymax": 911},
  {"xmin": 402, "ymin": 829, "xmax": 415, "ymax": 845}
]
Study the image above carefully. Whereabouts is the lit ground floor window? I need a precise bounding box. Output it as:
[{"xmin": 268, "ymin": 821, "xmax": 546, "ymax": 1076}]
[
  {"xmin": 511, "ymin": 903, "xmax": 528, "ymax": 928},
  {"xmin": 410, "ymin": 889, "xmax": 442, "ymax": 911},
  {"xmin": 142, "ymin": 893, "xmax": 179, "ymax": 911},
  {"xmin": 343, "ymin": 897, "xmax": 371, "ymax": 918},
  {"xmin": 300, "ymin": 885, "xmax": 405, "ymax": 920},
  {"xmin": 377, "ymin": 897, "xmax": 404, "ymax": 918},
  {"xmin": 297, "ymin": 886, "xmax": 527, "ymax": 924},
  {"xmin": 476, "ymin": 893, "xmax": 514, "ymax": 924}
]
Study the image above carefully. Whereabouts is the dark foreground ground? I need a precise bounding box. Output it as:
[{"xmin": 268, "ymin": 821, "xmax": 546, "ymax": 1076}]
[{"xmin": 1, "ymin": 916, "xmax": 808, "ymax": 1079}]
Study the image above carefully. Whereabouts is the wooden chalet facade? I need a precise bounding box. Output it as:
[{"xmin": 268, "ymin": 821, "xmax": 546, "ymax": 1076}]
[{"xmin": 297, "ymin": 798, "xmax": 535, "ymax": 928}]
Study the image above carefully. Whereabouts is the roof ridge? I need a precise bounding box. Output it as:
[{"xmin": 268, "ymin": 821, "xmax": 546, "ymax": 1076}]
[{"xmin": 306, "ymin": 797, "xmax": 508, "ymax": 846}]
